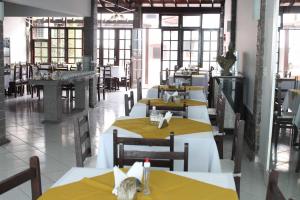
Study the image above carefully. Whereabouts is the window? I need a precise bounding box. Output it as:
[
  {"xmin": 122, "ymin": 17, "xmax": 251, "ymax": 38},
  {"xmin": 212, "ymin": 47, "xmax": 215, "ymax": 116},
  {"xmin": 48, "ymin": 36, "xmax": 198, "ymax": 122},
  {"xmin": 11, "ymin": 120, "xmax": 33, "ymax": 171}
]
[
  {"xmin": 202, "ymin": 14, "xmax": 220, "ymax": 28},
  {"xmin": 34, "ymin": 41, "xmax": 48, "ymax": 63},
  {"xmin": 162, "ymin": 30, "xmax": 178, "ymax": 70},
  {"xmin": 143, "ymin": 14, "xmax": 159, "ymax": 28},
  {"xmin": 182, "ymin": 30, "xmax": 199, "ymax": 67},
  {"xmin": 68, "ymin": 29, "xmax": 82, "ymax": 63},
  {"xmin": 103, "ymin": 29, "xmax": 115, "ymax": 65},
  {"xmin": 51, "ymin": 29, "xmax": 65, "ymax": 63},
  {"xmin": 182, "ymin": 16, "xmax": 201, "ymax": 27},
  {"xmin": 161, "ymin": 16, "xmax": 179, "ymax": 27},
  {"xmin": 119, "ymin": 29, "xmax": 131, "ymax": 67},
  {"xmin": 202, "ymin": 30, "xmax": 218, "ymax": 70}
]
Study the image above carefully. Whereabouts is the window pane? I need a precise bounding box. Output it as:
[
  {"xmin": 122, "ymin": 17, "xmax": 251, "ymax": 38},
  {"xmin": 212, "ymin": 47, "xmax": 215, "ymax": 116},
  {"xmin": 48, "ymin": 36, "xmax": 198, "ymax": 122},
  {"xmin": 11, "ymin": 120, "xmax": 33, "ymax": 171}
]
[
  {"xmin": 191, "ymin": 52, "xmax": 198, "ymax": 61},
  {"xmin": 120, "ymin": 41, "xmax": 124, "ymax": 49},
  {"xmin": 183, "ymin": 41, "xmax": 190, "ymax": 51},
  {"xmin": 52, "ymin": 49, "xmax": 57, "ymax": 57},
  {"xmin": 161, "ymin": 16, "xmax": 179, "ymax": 27},
  {"xmin": 211, "ymin": 31, "xmax": 218, "ymax": 40},
  {"xmin": 163, "ymin": 61, "xmax": 169, "ymax": 69},
  {"xmin": 163, "ymin": 41, "xmax": 170, "ymax": 50},
  {"xmin": 192, "ymin": 31, "xmax": 199, "ymax": 40},
  {"xmin": 171, "ymin": 51, "xmax": 177, "ymax": 60},
  {"xmin": 104, "ymin": 40, "xmax": 109, "ymax": 48},
  {"xmin": 143, "ymin": 14, "xmax": 159, "ymax": 28},
  {"xmin": 183, "ymin": 16, "xmax": 201, "ymax": 27},
  {"xmin": 35, "ymin": 42, "xmax": 41, "ymax": 47},
  {"xmin": 51, "ymin": 30, "xmax": 57, "ymax": 38},
  {"xmin": 191, "ymin": 41, "xmax": 198, "ymax": 51},
  {"xmin": 171, "ymin": 31, "xmax": 178, "ymax": 40},
  {"xmin": 58, "ymin": 29, "xmax": 65, "ymax": 38},
  {"xmin": 35, "ymin": 48, "xmax": 40, "ymax": 56},
  {"xmin": 163, "ymin": 51, "xmax": 170, "ymax": 60},
  {"xmin": 163, "ymin": 31, "xmax": 170, "ymax": 40},
  {"xmin": 58, "ymin": 49, "xmax": 65, "ymax": 57},
  {"xmin": 184, "ymin": 32, "xmax": 190, "ymax": 40},
  {"xmin": 76, "ymin": 49, "xmax": 82, "ymax": 57},
  {"xmin": 68, "ymin": 30, "xmax": 75, "ymax": 38},
  {"xmin": 119, "ymin": 50, "xmax": 125, "ymax": 58},
  {"xmin": 68, "ymin": 39, "xmax": 75, "ymax": 48},
  {"xmin": 202, "ymin": 14, "xmax": 220, "ymax": 28},
  {"xmin": 120, "ymin": 30, "xmax": 125, "ymax": 39},
  {"xmin": 203, "ymin": 42, "xmax": 210, "ymax": 51},
  {"xmin": 109, "ymin": 40, "xmax": 115, "ymax": 48},
  {"xmin": 58, "ymin": 39, "xmax": 64, "ymax": 47},
  {"xmin": 69, "ymin": 58, "xmax": 75, "ymax": 63},
  {"xmin": 211, "ymin": 42, "xmax": 218, "ymax": 51},
  {"xmin": 42, "ymin": 48, "xmax": 48, "ymax": 56},
  {"xmin": 69, "ymin": 49, "xmax": 75, "ymax": 57},
  {"xmin": 125, "ymin": 40, "xmax": 130, "ymax": 49},
  {"xmin": 76, "ymin": 39, "xmax": 82, "ymax": 48},
  {"xmin": 109, "ymin": 50, "xmax": 114, "ymax": 58},
  {"xmin": 76, "ymin": 29, "xmax": 82, "ymax": 38},
  {"xmin": 51, "ymin": 39, "xmax": 57, "ymax": 47},
  {"xmin": 125, "ymin": 50, "xmax": 130, "ymax": 59},
  {"xmin": 126, "ymin": 30, "xmax": 131, "ymax": 39},
  {"xmin": 104, "ymin": 50, "xmax": 108, "ymax": 58},
  {"xmin": 203, "ymin": 52, "xmax": 210, "ymax": 61},
  {"xmin": 171, "ymin": 41, "xmax": 178, "ymax": 50}
]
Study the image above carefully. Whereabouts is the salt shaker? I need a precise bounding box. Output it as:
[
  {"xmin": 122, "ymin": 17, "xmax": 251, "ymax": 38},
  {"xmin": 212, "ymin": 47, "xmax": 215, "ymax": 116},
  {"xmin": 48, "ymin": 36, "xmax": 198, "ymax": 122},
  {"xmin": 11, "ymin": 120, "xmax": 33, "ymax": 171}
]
[{"xmin": 143, "ymin": 158, "xmax": 151, "ymax": 195}]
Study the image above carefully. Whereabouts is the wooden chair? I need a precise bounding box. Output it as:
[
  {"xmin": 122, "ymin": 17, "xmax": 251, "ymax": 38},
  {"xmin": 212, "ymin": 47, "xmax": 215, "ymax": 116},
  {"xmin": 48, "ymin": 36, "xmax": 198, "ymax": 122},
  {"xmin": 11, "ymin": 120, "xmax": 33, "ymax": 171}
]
[
  {"xmin": 0, "ymin": 156, "xmax": 42, "ymax": 200},
  {"xmin": 124, "ymin": 91, "xmax": 134, "ymax": 116},
  {"xmin": 212, "ymin": 95, "xmax": 226, "ymax": 158},
  {"xmin": 266, "ymin": 170, "xmax": 287, "ymax": 200},
  {"xmin": 114, "ymin": 129, "xmax": 188, "ymax": 171},
  {"xmin": 157, "ymin": 86, "xmax": 187, "ymax": 99},
  {"xmin": 121, "ymin": 62, "xmax": 131, "ymax": 91},
  {"xmin": 220, "ymin": 118, "xmax": 245, "ymax": 198},
  {"xmin": 118, "ymin": 142, "xmax": 188, "ymax": 171},
  {"xmin": 9, "ymin": 64, "xmax": 23, "ymax": 97},
  {"xmin": 96, "ymin": 66, "xmax": 106, "ymax": 100},
  {"xmin": 74, "ymin": 112, "xmax": 92, "ymax": 167},
  {"xmin": 146, "ymin": 100, "xmax": 188, "ymax": 118},
  {"xmin": 174, "ymin": 74, "xmax": 192, "ymax": 86},
  {"xmin": 137, "ymin": 77, "xmax": 142, "ymax": 101},
  {"xmin": 273, "ymin": 87, "xmax": 296, "ymax": 150}
]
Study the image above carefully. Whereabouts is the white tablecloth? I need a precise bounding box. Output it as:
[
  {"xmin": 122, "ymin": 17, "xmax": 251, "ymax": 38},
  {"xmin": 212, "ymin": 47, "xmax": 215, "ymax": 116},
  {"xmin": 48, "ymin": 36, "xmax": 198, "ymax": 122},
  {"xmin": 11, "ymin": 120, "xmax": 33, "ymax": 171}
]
[
  {"xmin": 283, "ymin": 90, "xmax": 300, "ymax": 128},
  {"xmin": 130, "ymin": 103, "xmax": 210, "ymax": 124},
  {"xmin": 96, "ymin": 117, "xmax": 221, "ymax": 172},
  {"xmin": 52, "ymin": 167, "xmax": 236, "ymax": 191},
  {"xmin": 146, "ymin": 87, "xmax": 207, "ymax": 102},
  {"xmin": 169, "ymin": 74, "xmax": 209, "ymax": 87}
]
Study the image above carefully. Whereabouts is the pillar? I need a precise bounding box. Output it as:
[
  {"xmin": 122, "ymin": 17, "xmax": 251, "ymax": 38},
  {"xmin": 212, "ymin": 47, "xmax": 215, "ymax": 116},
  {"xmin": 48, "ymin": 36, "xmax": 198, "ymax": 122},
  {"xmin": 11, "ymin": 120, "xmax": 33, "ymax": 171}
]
[
  {"xmin": 131, "ymin": 5, "xmax": 143, "ymax": 88},
  {"xmin": 83, "ymin": 0, "xmax": 97, "ymax": 107},
  {"xmin": 0, "ymin": 0, "xmax": 9, "ymax": 146}
]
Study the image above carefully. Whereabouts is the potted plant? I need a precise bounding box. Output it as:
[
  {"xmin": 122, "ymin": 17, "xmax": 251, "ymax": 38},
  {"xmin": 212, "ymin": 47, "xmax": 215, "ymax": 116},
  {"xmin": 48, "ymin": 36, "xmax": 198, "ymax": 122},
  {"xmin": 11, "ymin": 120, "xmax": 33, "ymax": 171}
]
[{"xmin": 217, "ymin": 44, "xmax": 236, "ymax": 76}]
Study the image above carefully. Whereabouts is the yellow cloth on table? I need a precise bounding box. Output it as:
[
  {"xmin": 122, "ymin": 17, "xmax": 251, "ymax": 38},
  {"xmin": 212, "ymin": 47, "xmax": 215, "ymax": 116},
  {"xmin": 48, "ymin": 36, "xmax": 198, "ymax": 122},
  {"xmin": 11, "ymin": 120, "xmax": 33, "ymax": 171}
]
[
  {"xmin": 154, "ymin": 85, "xmax": 206, "ymax": 91},
  {"xmin": 39, "ymin": 171, "xmax": 238, "ymax": 200},
  {"xmin": 138, "ymin": 99, "xmax": 207, "ymax": 107},
  {"xmin": 113, "ymin": 118, "xmax": 212, "ymax": 139},
  {"xmin": 290, "ymin": 89, "xmax": 300, "ymax": 95}
]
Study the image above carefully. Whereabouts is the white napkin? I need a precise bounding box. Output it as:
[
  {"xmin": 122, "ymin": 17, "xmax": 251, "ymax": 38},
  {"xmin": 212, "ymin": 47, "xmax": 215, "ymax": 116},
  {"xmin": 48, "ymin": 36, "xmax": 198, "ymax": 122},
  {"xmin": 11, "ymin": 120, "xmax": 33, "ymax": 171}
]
[
  {"xmin": 112, "ymin": 162, "xmax": 144, "ymax": 195},
  {"xmin": 164, "ymin": 111, "xmax": 173, "ymax": 123}
]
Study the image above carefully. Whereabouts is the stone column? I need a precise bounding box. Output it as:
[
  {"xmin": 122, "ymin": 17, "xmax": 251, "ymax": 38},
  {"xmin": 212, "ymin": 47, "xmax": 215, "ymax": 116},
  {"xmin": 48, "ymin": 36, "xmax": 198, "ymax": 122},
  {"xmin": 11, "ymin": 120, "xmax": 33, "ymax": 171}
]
[
  {"xmin": 131, "ymin": 5, "xmax": 143, "ymax": 88},
  {"xmin": 0, "ymin": 0, "xmax": 9, "ymax": 146},
  {"xmin": 83, "ymin": 0, "xmax": 97, "ymax": 107}
]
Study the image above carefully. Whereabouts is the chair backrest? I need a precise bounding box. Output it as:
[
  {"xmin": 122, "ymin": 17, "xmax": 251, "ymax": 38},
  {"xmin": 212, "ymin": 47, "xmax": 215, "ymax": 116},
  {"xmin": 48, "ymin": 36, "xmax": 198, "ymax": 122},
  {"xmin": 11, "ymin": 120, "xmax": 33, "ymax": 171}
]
[
  {"xmin": 0, "ymin": 156, "xmax": 42, "ymax": 200},
  {"xmin": 104, "ymin": 65, "xmax": 112, "ymax": 78},
  {"xmin": 113, "ymin": 129, "xmax": 187, "ymax": 171},
  {"xmin": 216, "ymin": 95, "xmax": 226, "ymax": 133},
  {"xmin": 158, "ymin": 86, "xmax": 187, "ymax": 99},
  {"xmin": 276, "ymin": 87, "xmax": 283, "ymax": 116},
  {"xmin": 73, "ymin": 112, "xmax": 92, "ymax": 167},
  {"xmin": 232, "ymin": 119, "xmax": 244, "ymax": 174},
  {"xmin": 146, "ymin": 100, "xmax": 188, "ymax": 118},
  {"xmin": 21, "ymin": 64, "xmax": 29, "ymax": 80},
  {"xmin": 13, "ymin": 64, "xmax": 21, "ymax": 81},
  {"xmin": 137, "ymin": 77, "xmax": 142, "ymax": 101},
  {"xmin": 266, "ymin": 170, "xmax": 286, "ymax": 200},
  {"xmin": 124, "ymin": 92, "xmax": 134, "ymax": 116},
  {"xmin": 118, "ymin": 141, "xmax": 189, "ymax": 171}
]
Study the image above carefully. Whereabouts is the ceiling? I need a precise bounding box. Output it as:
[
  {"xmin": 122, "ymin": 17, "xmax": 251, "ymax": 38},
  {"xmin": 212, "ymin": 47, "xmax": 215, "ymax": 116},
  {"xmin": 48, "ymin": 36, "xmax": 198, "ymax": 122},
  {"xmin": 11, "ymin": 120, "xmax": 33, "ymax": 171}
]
[{"xmin": 98, "ymin": 0, "xmax": 224, "ymax": 8}]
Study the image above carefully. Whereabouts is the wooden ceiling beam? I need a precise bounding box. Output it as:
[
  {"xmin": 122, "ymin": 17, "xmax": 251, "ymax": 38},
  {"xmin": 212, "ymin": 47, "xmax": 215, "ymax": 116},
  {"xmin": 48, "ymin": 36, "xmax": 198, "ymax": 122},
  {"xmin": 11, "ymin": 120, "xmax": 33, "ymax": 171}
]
[
  {"xmin": 174, "ymin": 0, "xmax": 177, "ymax": 7},
  {"xmin": 290, "ymin": 0, "xmax": 296, "ymax": 6}
]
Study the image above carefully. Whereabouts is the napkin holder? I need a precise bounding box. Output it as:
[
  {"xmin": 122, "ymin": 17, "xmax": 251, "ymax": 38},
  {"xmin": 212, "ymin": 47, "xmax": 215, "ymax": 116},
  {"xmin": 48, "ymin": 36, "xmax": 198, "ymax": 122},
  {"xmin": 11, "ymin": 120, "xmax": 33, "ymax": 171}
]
[{"xmin": 158, "ymin": 118, "xmax": 168, "ymax": 129}]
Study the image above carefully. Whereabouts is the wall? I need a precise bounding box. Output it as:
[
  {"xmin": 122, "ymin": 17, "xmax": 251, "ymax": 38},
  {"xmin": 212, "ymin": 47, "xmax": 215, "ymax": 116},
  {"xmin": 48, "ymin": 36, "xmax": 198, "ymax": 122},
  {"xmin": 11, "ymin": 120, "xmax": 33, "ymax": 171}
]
[
  {"xmin": 236, "ymin": 0, "xmax": 258, "ymax": 112},
  {"xmin": 3, "ymin": 17, "xmax": 27, "ymax": 63},
  {"xmin": 223, "ymin": 0, "xmax": 231, "ymax": 52},
  {"xmin": 4, "ymin": 0, "xmax": 91, "ymax": 17}
]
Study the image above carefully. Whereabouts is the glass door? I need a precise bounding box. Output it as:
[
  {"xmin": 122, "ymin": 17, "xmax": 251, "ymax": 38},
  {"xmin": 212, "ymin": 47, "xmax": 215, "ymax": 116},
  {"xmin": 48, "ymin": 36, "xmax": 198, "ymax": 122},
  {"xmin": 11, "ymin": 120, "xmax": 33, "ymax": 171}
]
[
  {"xmin": 202, "ymin": 30, "xmax": 218, "ymax": 70},
  {"xmin": 161, "ymin": 29, "xmax": 179, "ymax": 71},
  {"xmin": 182, "ymin": 30, "xmax": 200, "ymax": 68}
]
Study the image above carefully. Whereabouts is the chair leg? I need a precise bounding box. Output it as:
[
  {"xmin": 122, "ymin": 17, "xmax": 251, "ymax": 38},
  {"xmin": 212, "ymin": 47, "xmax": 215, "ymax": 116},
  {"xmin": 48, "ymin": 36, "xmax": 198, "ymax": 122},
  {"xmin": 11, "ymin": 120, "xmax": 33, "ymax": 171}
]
[
  {"xmin": 274, "ymin": 123, "xmax": 280, "ymax": 152},
  {"xmin": 103, "ymin": 89, "xmax": 105, "ymax": 100},
  {"xmin": 97, "ymin": 87, "xmax": 100, "ymax": 101},
  {"xmin": 293, "ymin": 125, "xmax": 298, "ymax": 146},
  {"xmin": 214, "ymin": 135, "xmax": 223, "ymax": 159},
  {"xmin": 234, "ymin": 177, "xmax": 240, "ymax": 198}
]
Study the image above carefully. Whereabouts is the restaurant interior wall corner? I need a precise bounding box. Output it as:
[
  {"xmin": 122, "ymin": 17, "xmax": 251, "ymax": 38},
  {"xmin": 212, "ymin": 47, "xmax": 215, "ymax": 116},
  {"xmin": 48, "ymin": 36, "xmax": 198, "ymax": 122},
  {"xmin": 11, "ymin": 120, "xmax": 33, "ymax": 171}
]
[
  {"xmin": 3, "ymin": 17, "xmax": 26, "ymax": 63},
  {"xmin": 258, "ymin": 0, "xmax": 279, "ymax": 172},
  {"xmin": 236, "ymin": 0, "xmax": 258, "ymax": 113}
]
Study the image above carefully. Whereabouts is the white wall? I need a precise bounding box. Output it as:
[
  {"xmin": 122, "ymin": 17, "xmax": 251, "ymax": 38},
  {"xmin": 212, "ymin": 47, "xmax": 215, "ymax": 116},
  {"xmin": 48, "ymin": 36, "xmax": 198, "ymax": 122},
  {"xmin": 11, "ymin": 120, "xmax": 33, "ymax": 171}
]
[
  {"xmin": 4, "ymin": 0, "xmax": 91, "ymax": 17},
  {"xmin": 3, "ymin": 17, "xmax": 27, "ymax": 63},
  {"xmin": 223, "ymin": 0, "xmax": 231, "ymax": 52},
  {"xmin": 236, "ymin": 0, "xmax": 258, "ymax": 112}
]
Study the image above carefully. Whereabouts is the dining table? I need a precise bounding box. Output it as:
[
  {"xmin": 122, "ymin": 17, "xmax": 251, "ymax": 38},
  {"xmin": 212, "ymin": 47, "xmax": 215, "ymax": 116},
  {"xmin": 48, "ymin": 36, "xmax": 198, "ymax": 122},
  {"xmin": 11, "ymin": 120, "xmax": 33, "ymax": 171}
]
[
  {"xmin": 283, "ymin": 89, "xmax": 300, "ymax": 128},
  {"xmin": 96, "ymin": 116, "xmax": 221, "ymax": 172},
  {"xmin": 129, "ymin": 98, "xmax": 210, "ymax": 123},
  {"xmin": 39, "ymin": 167, "xmax": 238, "ymax": 200},
  {"xmin": 146, "ymin": 85, "xmax": 207, "ymax": 101},
  {"xmin": 169, "ymin": 73, "xmax": 209, "ymax": 87}
]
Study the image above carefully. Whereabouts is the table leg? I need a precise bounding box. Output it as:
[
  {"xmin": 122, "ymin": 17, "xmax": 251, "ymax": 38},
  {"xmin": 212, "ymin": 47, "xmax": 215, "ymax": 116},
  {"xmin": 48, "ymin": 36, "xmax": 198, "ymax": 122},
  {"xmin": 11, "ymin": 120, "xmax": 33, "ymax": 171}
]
[
  {"xmin": 43, "ymin": 84, "xmax": 62, "ymax": 122},
  {"xmin": 74, "ymin": 79, "xmax": 88, "ymax": 110}
]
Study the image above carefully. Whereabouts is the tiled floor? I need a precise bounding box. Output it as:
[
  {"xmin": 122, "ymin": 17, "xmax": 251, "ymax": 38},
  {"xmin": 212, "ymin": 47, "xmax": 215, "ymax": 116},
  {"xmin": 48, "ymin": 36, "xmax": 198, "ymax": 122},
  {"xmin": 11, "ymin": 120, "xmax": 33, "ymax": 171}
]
[{"xmin": 0, "ymin": 88, "xmax": 299, "ymax": 200}]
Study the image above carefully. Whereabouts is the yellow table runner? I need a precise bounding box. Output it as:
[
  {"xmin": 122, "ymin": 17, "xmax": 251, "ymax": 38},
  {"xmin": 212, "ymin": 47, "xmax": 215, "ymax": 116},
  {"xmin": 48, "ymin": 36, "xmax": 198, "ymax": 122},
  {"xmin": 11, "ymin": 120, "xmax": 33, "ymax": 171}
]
[
  {"xmin": 154, "ymin": 85, "xmax": 206, "ymax": 91},
  {"xmin": 138, "ymin": 99, "xmax": 207, "ymax": 107},
  {"xmin": 113, "ymin": 118, "xmax": 212, "ymax": 139},
  {"xmin": 290, "ymin": 89, "xmax": 300, "ymax": 95},
  {"xmin": 39, "ymin": 171, "xmax": 238, "ymax": 200}
]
